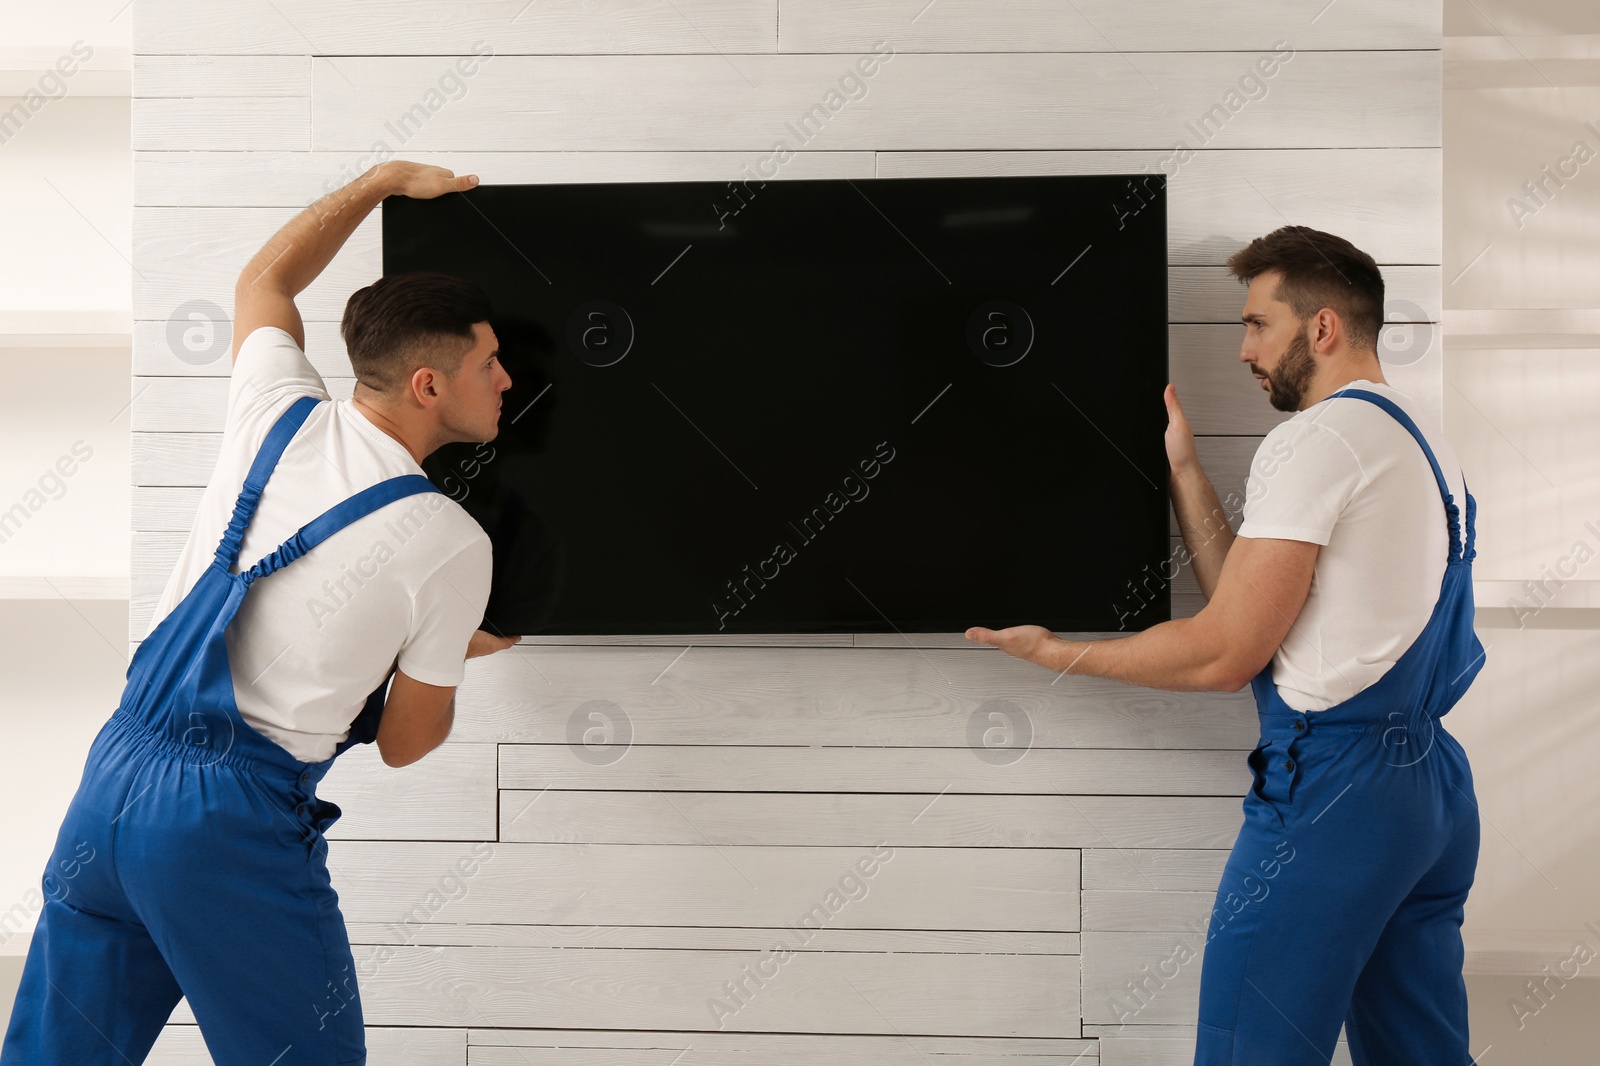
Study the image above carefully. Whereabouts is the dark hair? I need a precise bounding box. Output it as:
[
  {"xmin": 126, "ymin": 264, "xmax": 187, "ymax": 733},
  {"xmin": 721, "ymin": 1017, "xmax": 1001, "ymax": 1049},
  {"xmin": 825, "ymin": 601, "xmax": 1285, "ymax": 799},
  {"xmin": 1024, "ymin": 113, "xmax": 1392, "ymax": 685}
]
[
  {"xmin": 1226, "ymin": 226, "xmax": 1385, "ymax": 353},
  {"xmin": 341, "ymin": 271, "xmax": 493, "ymax": 394}
]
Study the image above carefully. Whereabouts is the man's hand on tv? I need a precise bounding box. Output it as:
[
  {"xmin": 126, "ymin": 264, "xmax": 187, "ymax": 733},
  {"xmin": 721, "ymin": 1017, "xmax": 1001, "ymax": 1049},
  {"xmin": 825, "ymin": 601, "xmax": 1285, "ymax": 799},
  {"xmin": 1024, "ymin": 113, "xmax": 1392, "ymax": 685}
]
[
  {"xmin": 1163, "ymin": 383, "xmax": 1198, "ymax": 477},
  {"xmin": 965, "ymin": 624, "xmax": 1058, "ymax": 668},
  {"xmin": 466, "ymin": 629, "xmax": 520, "ymax": 659},
  {"xmin": 376, "ymin": 160, "xmax": 480, "ymax": 200}
]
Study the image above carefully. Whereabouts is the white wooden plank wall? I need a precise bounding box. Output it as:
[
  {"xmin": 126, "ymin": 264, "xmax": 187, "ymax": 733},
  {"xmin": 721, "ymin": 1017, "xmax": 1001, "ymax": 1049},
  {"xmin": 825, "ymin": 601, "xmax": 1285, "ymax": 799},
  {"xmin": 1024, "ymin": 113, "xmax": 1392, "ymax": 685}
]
[{"xmin": 132, "ymin": 2, "xmax": 1441, "ymax": 1062}]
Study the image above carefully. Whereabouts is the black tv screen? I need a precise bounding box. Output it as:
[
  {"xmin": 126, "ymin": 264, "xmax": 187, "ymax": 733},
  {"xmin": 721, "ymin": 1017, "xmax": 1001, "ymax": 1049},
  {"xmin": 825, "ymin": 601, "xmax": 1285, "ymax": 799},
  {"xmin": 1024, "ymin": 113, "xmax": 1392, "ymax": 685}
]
[{"xmin": 383, "ymin": 173, "xmax": 1169, "ymax": 636}]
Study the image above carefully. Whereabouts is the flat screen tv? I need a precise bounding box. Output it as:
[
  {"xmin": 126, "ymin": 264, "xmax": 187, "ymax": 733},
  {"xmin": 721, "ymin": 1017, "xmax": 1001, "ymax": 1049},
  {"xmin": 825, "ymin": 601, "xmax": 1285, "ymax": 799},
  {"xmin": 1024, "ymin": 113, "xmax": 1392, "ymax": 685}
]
[{"xmin": 383, "ymin": 173, "xmax": 1169, "ymax": 637}]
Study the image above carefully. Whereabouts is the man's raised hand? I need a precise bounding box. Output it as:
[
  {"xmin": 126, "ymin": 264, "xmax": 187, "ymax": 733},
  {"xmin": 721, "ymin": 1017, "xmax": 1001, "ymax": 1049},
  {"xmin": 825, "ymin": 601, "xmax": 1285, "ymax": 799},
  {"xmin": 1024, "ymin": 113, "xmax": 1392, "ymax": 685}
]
[
  {"xmin": 379, "ymin": 161, "xmax": 480, "ymax": 200},
  {"xmin": 1164, "ymin": 383, "xmax": 1198, "ymax": 476}
]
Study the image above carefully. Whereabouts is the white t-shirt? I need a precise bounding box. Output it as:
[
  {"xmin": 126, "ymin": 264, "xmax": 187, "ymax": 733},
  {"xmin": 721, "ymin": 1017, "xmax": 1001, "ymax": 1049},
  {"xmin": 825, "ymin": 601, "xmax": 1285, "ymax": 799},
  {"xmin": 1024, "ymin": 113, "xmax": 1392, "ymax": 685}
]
[
  {"xmin": 145, "ymin": 326, "xmax": 493, "ymax": 761},
  {"xmin": 1236, "ymin": 378, "xmax": 1468, "ymax": 712}
]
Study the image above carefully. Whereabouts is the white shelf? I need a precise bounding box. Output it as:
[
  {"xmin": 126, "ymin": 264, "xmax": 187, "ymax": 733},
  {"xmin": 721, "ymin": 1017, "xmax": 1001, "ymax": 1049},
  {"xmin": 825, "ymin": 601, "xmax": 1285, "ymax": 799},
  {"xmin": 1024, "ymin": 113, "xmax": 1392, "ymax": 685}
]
[
  {"xmin": 1444, "ymin": 308, "xmax": 1600, "ymax": 350},
  {"xmin": 0, "ymin": 309, "xmax": 131, "ymax": 348},
  {"xmin": 0, "ymin": 576, "xmax": 128, "ymax": 600},
  {"xmin": 0, "ymin": 45, "xmax": 130, "ymax": 97}
]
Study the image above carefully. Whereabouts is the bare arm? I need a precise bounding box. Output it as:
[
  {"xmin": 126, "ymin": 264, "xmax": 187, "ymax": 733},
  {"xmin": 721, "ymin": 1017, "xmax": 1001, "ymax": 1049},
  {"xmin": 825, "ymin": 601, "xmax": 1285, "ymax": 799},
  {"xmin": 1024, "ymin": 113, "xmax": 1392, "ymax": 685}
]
[
  {"xmin": 966, "ymin": 535, "xmax": 1319, "ymax": 692},
  {"xmin": 1163, "ymin": 384, "xmax": 1235, "ymax": 600},
  {"xmin": 231, "ymin": 161, "xmax": 480, "ymax": 365},
  {"xmin": 376, "ymin": 629, "xmax": 518, "ymax": 768}
]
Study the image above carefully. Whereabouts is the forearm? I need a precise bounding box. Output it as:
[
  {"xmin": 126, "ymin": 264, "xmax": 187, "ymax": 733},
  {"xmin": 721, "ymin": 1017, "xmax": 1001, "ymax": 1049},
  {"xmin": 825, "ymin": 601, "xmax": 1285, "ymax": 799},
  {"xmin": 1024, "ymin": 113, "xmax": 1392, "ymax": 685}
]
[
  {"xmin": 237, "ymin": 164, "xmax": 399, "ymax": 298},
  {"xmin": 1170, "ymin": 464, "xmax": 1235, "ymax": 600},
  {"xmin": 429, "ymin": 695, "xmax": 456, "ymax": 754},
  {"xmin": 1041, "ymin": 619, "xmax": 1238, "ymax": 692}
]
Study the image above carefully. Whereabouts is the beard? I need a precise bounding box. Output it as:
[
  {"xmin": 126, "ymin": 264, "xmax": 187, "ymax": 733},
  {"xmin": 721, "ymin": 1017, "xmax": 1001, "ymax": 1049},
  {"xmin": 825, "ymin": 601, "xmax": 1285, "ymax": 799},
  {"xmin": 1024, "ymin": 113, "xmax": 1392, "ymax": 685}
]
[{"xmin": 1261, "ymin": 328, "xmax": 1315, "ymax": 412}]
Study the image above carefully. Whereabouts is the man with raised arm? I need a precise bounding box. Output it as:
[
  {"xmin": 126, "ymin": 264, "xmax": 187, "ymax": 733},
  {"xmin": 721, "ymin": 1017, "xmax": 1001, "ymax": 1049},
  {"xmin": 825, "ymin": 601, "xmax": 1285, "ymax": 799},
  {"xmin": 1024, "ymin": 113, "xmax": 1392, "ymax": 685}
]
[
  {"xmin": 5, "ymin": 161, "xmax": 519, "ymax": 1065},
  {"xmin": 968, "ymin": 226, "xmax": 1484, "ymax": 1065}
]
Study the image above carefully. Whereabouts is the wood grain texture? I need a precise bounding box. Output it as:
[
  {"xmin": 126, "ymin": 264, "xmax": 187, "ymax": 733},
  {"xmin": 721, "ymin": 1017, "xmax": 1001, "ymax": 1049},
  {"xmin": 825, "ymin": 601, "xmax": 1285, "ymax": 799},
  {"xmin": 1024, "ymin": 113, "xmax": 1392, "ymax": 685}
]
[
  {"xmin": 496, "ymin": 791, "xmax": 1241, "ymax": 849},
  {"xmin": 1090, "ymin": 1024, "xmax": 1352, "ymax": 1066},
  {"xmin": 134, "ymin": 1, "xmax": 780, "ymax": 56},
  {"xmin": 130, "ymin": 0, "xmax": 1438, "ymax": 56},
  {"xmin": 467, "ymin": 1045, "xmax": 1094, "ymax": 1066},
  {"xmin": 496, "ymin": 743, "xmax": 1249, "ymax": 795},
  {"xmin": 341, "ymin": 923, "xmax": 1080, "ymax": 954},
  {"xmin": 133, "ymin": 55, "xmax": 310, "ymax": 97},
  {"xmin": 326, "ymin": 841, "xmax": 1078, "ymax": 930},
  {"xmin": 170, "ymin": 946, "xmax": 1080, "ymax": 1035},
  {"xmin": 133, "ymin": 98, "xmax": 309, "ymax": 152},
  {"xmin": 465, "ymin": 1030, "xmax": 1095, "ymax": 1056},
  {"xmin": 1084, "ymin": 848, "xmax": 1233, "ymax": 891},
  {"xmin": 780, "ymin": 0, "xmax": 1439, "ymax": 53},
  {"xmin": 1081, "ymin": 931, "xmax": 1207, "ymax": 1026},
  {"xmin": 349, "ymin": 944, "xmax": 1080, "ymax": 1035},
  {"xmin": 287, "ymin": 53, "xmax": 1439, "ymax": 155},
  {"xmin": 319, "ymin": 742, "xmax": 497, "ymax": 840},
  {"xmin": 148, "ymin": 1026, "xmax": 464, "ymax": 1065},
  {"xmin": 1082, "ymin": 889, "xmax": 1219, "ymax": 934}
]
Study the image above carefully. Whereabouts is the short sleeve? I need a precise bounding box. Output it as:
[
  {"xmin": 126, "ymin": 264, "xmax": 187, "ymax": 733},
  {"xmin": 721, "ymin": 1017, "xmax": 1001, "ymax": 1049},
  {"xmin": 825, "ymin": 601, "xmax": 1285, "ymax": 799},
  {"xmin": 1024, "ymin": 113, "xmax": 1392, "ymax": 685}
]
[
  {"xmin": 1237, "ymin": 420, "xmax": 1368, "ymax": 546},
  {"xmin": 396, "ymin": 535, "xmax": 494, "ymax": 687},
  {"xmin": 226, "ymin": 326, "xmax": 329, "ymax": 431}
]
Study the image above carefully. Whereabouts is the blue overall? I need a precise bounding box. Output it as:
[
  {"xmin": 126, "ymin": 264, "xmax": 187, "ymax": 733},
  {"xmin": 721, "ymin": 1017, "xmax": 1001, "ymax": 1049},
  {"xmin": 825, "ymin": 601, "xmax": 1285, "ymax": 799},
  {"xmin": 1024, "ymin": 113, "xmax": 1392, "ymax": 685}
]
[
  {"xmin": 1194, "ymin": 389, "xmax": 1486, "ymax": 1065},
  {"xmin": 3, "ymin": 396, "xmax": 442, "ymax": 1065}
]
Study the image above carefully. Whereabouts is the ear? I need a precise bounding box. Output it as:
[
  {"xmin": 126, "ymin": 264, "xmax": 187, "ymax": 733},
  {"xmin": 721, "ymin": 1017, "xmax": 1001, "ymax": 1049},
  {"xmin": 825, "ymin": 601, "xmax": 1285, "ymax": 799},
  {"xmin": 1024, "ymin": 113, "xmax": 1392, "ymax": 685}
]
[{"xmin": 1312, "ymin": 307, "xmax": 1341, "ymax": 353}]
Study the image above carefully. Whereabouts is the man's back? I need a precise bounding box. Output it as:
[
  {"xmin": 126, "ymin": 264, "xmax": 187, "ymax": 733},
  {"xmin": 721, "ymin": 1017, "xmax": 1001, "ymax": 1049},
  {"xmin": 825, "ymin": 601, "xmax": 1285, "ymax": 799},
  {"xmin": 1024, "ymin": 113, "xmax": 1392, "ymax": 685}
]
[
  {"xmin": 1239, "ymin": 378, "xmax": 1469, "ymax": 710},
  {"xmin": 146, "ymin": 325, "xmax": 492, "ymax": 761}
]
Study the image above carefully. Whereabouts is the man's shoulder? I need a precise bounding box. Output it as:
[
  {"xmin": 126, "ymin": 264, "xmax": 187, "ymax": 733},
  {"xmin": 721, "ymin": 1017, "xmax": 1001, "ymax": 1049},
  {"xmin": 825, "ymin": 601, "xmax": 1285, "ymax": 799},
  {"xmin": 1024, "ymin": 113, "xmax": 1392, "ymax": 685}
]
[{"xmin": 402, "ymin": 492, "xmax": 494, "ymax": 564}]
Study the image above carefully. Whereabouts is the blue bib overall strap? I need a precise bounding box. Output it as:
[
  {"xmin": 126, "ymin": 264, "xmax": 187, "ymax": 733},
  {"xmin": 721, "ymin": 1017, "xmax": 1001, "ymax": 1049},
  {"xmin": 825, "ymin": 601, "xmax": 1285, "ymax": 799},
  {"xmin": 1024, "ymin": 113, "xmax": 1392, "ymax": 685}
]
[
  {"xmin": 1194, "ymin": 389, "xmax": 1485, "ymax": 1066},
  {"xmin": 4, "ymin": 394, "xmax": 445, "ymax": 1066}
]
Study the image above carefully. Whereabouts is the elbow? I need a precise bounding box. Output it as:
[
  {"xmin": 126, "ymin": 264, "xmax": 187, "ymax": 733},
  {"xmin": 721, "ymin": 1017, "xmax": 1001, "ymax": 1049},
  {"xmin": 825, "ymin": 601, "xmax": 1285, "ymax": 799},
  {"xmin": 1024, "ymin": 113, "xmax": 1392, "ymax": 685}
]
[
  {"xmin": 379, "ymin": 743, "xmax": 421, "ymax": 769},
  {"xmin": 1203, "ymin": 655, "xmax": 1255, "ymax": 694}
]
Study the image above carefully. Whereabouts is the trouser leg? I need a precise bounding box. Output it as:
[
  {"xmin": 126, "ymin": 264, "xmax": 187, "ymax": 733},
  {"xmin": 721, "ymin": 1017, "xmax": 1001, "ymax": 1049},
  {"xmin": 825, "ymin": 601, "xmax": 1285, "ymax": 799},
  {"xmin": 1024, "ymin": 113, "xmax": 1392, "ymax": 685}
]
[
  {"xmin": 118, "ymin": 763, "xmax": 367, "ymax": 1066},
  {"xmin": 1193, "ymin": 801, "xmax": 1367, "ymax": 1065},
  {"xmin": 1345, "ymin": 737, "xmax": 1479, "ymax": 1066},
  {"xmin": 1, "ymin": 894, "xmax": 183, "ymax": 1065}
]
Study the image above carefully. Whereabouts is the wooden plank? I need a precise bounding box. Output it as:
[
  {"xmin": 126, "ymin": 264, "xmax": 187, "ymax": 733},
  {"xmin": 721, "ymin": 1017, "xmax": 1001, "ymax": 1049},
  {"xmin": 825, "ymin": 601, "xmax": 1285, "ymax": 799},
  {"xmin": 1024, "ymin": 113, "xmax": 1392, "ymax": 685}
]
[
  {"xmin": 319, "ymin": 742, "xmax": 496, "ymax": 840},
  {"xmin": 342, "ymin": 923, "xmax": 1079, "ymax": 954},
  {"xmin": 358, "ymin": 945, "xmax": 1079, "ymax": 1036},
  {"xmin": 875, "ymin": 149, "xmax": 1440, "ymax": 265},
  {"xmin": 133, "ymin": 1, "xmax": 779, "ymax": 55},
  {"xmin": 327, "ymin": 842, "xmax": 1077, "ymax": 930},
  {"xmin": 468, "ymin": 1045, "xmax": 1093, "ymax": 1066},
  {"xmin": 780, "ymin": 0, "xmax": 1439, "ymax": 52},
  {"xmin": 134, "ymin": 150, "xmax": 877, "ymax": 209},
  {"xmin": 1091, "ymin": 1024, "xmax": 1351, "ymax": 1065},
  {"xmin": 133, "ymin": 209, "xmax": 377, "ymax": 322},
  {"xmin": 1081, "ymin": 932, "xmax": 1206, "ymax": 1026},
  {"xmin": 132, "ymin": 485, "xmax": 206, "ymax": 532},
  {"xmin": 497, "ymin": 792, "xmax": 1239, "ymax": 850},
  {"xmin": 129, "ymin": 0, "xmax": 1439, "ymax": 55},
  {"xmin": 1083, "ymin": 890, "xmax": 1218, "ymax": 934},
  {"xmin": 409, "ymin": 647, "xmax": 1261, "ymax": 750},
  {"xmin": 497, "ymin": 744, "xmax": 1248, "ymax": 795},
  {"xmin": 132, "ymin": 55, "xmax": 310, "ymax": 96},
  {"xmin": 148, "ymin": 1025, "xmax": 464, "ymax": 1065},
  {"xmin": 133, "ymin": 98, "xmax": 308, "ymax": 151},
  {"xmin": 1084, "ymin": 849, "xmax": 1232, "ymax": 891},
  {"xmin": 302, "ymin": 53, "xmax": 1438, "ymax": 154},
  {"xmin": 467, "ymin": 1030, "xmax": 1095, "ymax": 1058}
]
